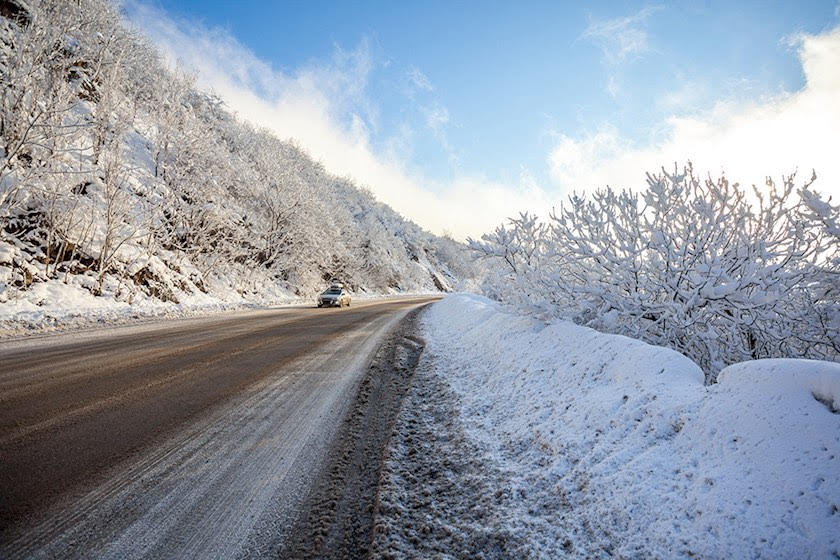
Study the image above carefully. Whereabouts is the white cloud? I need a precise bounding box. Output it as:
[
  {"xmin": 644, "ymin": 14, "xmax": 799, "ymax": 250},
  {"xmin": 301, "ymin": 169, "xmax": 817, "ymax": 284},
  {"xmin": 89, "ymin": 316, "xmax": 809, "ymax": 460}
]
[
  {"xmin": 121, "ymin": 1, "xmax": 532, "ymax": 240},
  {"xmin": 423, "ymin": 104, "xmax": 449, "ymax": 131},
  {"xmin": 421, "ymin": 103, "xmax": 460, "ymax": 165},
  {"xmin": 583, "ymin": 6, "xmax": 661, "ymax": 97},
  {"xmin": 122, "ymin": 2, "xmax": 839, "ymax": 243},
  {"xmin": 583, "ymin": 6, "xmax": 660, "ymax": 64},
  {"xmin": 407, "ymin": 67, "xmax": 434, "ymax": 92},
  {"xmin": 550, "ymin": 25, "xmax": 840, "ymax": 201}
]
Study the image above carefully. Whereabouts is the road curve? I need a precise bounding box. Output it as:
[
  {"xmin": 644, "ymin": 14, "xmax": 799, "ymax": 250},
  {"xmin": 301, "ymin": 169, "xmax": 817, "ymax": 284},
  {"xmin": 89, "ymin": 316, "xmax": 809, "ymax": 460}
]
[{"xmin": 0, "ymin": 296, "xmax": 437, "ymax": 559}]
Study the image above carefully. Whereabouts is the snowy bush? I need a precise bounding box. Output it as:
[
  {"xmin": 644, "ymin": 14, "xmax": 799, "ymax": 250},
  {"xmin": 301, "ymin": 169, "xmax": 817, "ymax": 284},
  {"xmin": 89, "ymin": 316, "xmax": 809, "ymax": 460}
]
[{"xmin": 471, "ymin": 164, "xmax": 840, "ymax": 381}]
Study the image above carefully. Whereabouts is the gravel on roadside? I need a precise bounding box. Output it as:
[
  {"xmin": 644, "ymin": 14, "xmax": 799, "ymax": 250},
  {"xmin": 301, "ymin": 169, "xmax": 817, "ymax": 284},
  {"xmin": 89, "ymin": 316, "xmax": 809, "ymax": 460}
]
[{"xmin": 370, "ymin": 344, "xmax": 534, "ymax": 560}]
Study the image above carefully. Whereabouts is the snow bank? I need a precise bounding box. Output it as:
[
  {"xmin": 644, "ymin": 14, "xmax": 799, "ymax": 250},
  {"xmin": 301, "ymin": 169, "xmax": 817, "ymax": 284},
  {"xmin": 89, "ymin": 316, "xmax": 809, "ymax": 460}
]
[
  {"xmin": 0, "ymin": 279, "xmax": 268, "ymax": 338},
  {"xmin": 421, "ymin": 294, "xmax": 840, "ymax": 558},
  {"xmin": 0, "ymin": 252, "xmax": 301, "ymax": 337}
]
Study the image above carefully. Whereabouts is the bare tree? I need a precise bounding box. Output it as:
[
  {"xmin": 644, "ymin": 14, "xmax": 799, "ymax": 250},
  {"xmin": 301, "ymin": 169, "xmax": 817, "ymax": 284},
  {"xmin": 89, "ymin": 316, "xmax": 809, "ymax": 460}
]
[{"xmin": 93, "ymin": 144, "xmax": 148, "ymax": 294}]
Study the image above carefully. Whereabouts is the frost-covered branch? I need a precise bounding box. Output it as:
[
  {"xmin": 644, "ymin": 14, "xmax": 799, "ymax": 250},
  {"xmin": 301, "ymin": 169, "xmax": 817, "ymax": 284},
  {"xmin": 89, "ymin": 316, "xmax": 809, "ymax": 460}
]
[{"xmin": 472, "ymin": 163, "xmax": 839, "ymax": 382}]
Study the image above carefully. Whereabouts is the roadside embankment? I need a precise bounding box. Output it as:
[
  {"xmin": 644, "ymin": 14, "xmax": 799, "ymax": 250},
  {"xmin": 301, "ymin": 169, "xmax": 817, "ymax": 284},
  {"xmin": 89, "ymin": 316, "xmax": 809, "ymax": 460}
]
[{"xmin": 373, "ymin": 294, "xmax": 840, "ymax": 558}]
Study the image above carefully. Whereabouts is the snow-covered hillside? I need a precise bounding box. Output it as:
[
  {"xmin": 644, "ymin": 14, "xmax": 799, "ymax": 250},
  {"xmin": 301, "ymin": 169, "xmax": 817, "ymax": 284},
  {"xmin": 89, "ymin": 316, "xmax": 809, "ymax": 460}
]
[
  {"xmin": 375, "ymin": 294, "xmax": 840, "ymax": 558},
  {"xmin": 0, "ymin": 0, "xmax": 471, "ymax": 333}
]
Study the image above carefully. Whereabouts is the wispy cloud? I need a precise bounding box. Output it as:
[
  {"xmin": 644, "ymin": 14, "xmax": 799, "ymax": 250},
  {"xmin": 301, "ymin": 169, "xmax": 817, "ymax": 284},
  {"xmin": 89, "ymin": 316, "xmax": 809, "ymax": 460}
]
[
  {"xmin": 121, "ymin": 1, "xmax": 541, "ymax": 239},
  {"xmin": 407, "ymin": 67, "xmax": 434, "ymax": 92},
  {"xmin": 583, "ymin": 6, "xmax": 661, "ymax": 96},
  {"xmin": 423, "ymin": 104, "xmax": 449, "ymax": 131},
  {"xmin": 421, "ymin": 103, "xmax": 459, "ymax": 166},
  {"xmin": 404, "ymin": 68, "xmax": 457, "ymax": 163},
  {"xmin": 549, "ymin": 25, "xmax": 840, "ymax": 201},
  {"xmin": 583, "ymin": 6, "xmax": 660, "ymax": 64}
]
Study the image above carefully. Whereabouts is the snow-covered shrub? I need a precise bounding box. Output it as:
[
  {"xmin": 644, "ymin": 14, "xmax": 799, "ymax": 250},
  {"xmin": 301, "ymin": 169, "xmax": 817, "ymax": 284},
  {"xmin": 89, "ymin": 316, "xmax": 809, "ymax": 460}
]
[{"xmin": 471, "ymin": 164, "xmax": 839, "ymax": 381}]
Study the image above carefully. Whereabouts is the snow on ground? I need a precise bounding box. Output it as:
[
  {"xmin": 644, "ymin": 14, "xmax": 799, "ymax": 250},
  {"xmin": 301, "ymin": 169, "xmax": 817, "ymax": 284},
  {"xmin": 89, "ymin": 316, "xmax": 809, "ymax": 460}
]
[
  {"xmin": 0, "ymin": 262, "xmax": 439, "ymax": 338},
  {"xmin": 0, "ymin": 288, "xmax": 264, "ymax": 338},
  {"xmin": 376, "ymin": 294, "xmax": 840, "ymax": 558},
  {"xmin": 0, "ymin": 264, "xmax": 283, "ymax": 339}
]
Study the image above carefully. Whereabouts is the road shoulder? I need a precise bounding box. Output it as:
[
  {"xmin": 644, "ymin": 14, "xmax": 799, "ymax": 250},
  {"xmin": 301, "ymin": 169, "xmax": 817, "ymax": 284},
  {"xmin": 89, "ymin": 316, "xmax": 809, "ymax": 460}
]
[{"xmin": 275, "ymin": 306, "xmax": 429, "ymax": 560}]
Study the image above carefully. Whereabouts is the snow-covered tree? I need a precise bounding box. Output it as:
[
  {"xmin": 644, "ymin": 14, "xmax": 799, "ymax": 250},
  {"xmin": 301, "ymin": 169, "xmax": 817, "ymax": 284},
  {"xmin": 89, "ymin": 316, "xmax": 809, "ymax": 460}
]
[
  {"xmin": 0, "ymin": 0, "xmax": 469, "ymax": 308},
  {"xmin": 472, "ymin": 164, "xmax": 839, "ymax": 381}
]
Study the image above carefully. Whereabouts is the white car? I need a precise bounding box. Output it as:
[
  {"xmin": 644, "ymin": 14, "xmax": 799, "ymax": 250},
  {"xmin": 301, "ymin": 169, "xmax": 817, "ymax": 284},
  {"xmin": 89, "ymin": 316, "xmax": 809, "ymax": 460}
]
[{"xmin": 317, "ymin": 285, "xmax": 351, "ymax": 308}]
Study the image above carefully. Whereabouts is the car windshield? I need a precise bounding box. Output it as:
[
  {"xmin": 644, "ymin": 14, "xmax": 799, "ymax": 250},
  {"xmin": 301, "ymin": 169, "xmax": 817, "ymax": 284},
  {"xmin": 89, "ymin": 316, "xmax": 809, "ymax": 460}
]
[{"xmin": 325, "ymin": 288, "xmax": 341, "ymax": 294}]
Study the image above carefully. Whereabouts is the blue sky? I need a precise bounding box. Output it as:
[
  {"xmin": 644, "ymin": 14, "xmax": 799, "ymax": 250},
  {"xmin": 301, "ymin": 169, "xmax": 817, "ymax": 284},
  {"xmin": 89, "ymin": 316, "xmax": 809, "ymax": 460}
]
[{"xmin": 124, "ymin": 1, "xmax": 840, "ymax": 238}]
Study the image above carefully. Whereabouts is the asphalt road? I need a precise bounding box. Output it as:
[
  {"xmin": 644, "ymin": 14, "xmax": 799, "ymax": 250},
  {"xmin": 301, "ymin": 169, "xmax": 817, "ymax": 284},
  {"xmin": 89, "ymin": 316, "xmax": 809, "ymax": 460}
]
[{"xmin": 0, "ymin": 296, "xmax": 437, "ymax": 559}]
